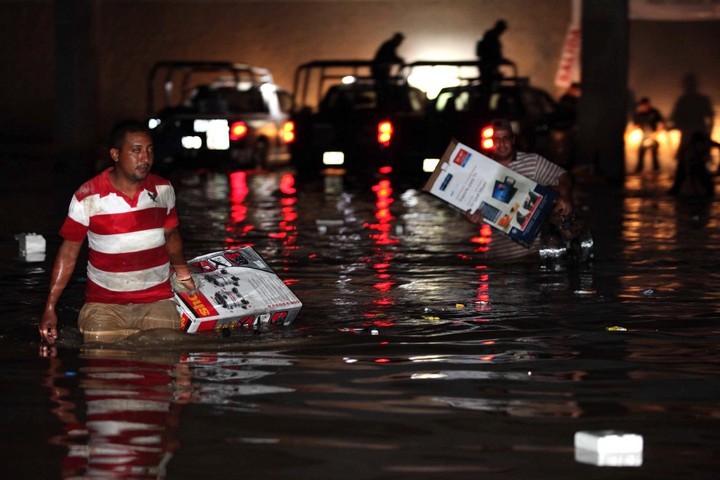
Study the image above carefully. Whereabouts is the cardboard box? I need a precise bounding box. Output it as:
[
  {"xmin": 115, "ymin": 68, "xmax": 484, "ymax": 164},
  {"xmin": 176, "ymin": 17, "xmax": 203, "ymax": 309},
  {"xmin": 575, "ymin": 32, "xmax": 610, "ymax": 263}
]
[
  {"xmin": 174, "ymin": 247, "xmax": 302, "ymax": 334},
  {"xmin": 423, "ymin": 140, "xmax": 557, "ymax": 247}
]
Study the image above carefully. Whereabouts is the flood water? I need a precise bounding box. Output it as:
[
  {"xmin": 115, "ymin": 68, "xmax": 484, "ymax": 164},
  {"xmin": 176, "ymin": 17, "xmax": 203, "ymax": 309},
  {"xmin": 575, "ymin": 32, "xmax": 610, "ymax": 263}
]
[{"xmin": 2, "ymin": 158, "xmax": 720, "ymax": 479}]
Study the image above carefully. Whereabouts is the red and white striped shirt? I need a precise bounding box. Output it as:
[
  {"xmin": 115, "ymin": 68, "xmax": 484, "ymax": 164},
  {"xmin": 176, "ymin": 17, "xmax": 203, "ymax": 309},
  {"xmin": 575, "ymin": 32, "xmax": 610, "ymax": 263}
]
[
  {"xmin": 507, "ymin": 151, "xmax": 567, "ymax": 187},
  {"xmin": 60, "ymin": 168, "xmax": 179, "ymax": 304}
]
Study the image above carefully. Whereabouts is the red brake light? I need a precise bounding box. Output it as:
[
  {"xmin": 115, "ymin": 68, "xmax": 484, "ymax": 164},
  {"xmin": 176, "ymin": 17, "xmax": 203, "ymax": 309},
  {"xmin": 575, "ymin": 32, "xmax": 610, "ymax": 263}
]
[
  {"xmin": 378, "ymin": 120, "xmax": 393, "ymax": 147},
  {"xmin": 282, "ymin": 121, "xmax": 295, "ymax": 143},
  {"xmin": 230, "ymin": 121, "xmax": 248, "ymax": 141},
  {"xmin": 481, "ymin": 126, "xmax": 494, "ymax": 150}
]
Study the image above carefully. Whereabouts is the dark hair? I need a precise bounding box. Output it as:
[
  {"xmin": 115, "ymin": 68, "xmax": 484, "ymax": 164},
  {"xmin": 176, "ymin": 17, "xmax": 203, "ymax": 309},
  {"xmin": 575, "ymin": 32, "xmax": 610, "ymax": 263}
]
[
  {"xmin": 490, "ymin": 118, "xmax": 514, "ymax": 135},
  {"xmin": 108, "ymin": 119, "xmax": 151, "ymax": 151}
]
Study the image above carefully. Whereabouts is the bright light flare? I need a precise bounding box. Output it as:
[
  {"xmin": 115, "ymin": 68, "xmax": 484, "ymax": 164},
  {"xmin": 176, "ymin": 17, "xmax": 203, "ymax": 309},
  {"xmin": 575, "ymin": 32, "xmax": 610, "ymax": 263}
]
[
  {"xmin": 481, "ymin": 126, "xmax": 494, "ymax": 150},
  {"xmin": 407, "ymin": 65, "xmax": 471, "ymax": 100},
  {"xmin": 181, "ymin": 136, "xmax": 202, "ymax": 149},
  {"xmin": 281, "ymin": 121, "xmax": 295, "ymax": 143},
  {"xmin": 423, "ymin": 158, "xmax": 439, "ymax": 173},
  {"xmin": 229, "ymin": 121, "xmax": 248, "ymax": 141},
  {"xmin": 323, "ymin": 151, "xmax": 344, "ymax": 166},
  {"xmin": 623, "ymin": 124, "xmax": 683, "ymax": 173},
  {"xmin": 378, "ymin": 120, "xmax": 393, "ymax": 147}
]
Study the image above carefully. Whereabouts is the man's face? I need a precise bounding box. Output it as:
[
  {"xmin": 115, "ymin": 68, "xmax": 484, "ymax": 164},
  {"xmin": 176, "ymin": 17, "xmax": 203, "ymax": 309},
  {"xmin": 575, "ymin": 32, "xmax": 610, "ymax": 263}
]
[
  {"xmin": 111, "ymin": 131, "xmax": 154, "ymax": 182},
  {"xmin": 491, "ymin": 128, "xmax": 515, "ymax": 163}
]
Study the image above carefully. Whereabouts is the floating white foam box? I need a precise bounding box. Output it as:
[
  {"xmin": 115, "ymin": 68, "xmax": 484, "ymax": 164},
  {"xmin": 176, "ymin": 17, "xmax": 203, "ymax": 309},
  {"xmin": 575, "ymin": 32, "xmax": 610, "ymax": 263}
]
[
  {"xmin": 16, "ymin": 233, "xmax": 46, "ymax": 262},
  {"xmin": 574, "ymin": 430, "xmax": 643, "ymax": 467}
]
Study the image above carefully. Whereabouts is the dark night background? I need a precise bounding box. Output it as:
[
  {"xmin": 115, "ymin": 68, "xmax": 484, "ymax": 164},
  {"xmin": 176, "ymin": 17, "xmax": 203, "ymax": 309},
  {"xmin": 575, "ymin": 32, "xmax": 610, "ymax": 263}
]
[{"xmin": 0, "ymin": 0, "xmax": 719, "ymax": 177}]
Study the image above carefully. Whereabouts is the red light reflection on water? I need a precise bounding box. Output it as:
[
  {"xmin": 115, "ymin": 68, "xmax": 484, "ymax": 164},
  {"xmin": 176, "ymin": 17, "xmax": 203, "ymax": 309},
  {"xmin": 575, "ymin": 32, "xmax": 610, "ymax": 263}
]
[
  {"xmin": 362, "ymin": 172, "xmax": 399, "ymax": 329},
  {"xmin": 227, "ymin": 171, "xmax": 254, "ymax": 247},
  {"xmin": 470, "ymin": 223, "xmax": 493, "ymax": 253},
  {"xmin": 476, "ymin": 265, "xmax": 490, "ymax": 307},
  {"xmin": 468, "ymin": 224, "xmax": 492, "ymax": 312},
  {"xmin": 279, "ymin": 173, "xmax": 296, "ymax": 195},
  {"xmin": 366, "ymin": 179, "xmax": 398, "ymax": 246},
  {"xmin": 270, "ymin": 173, "xmax": 299, "ymax": 271},
  {"xmin": 225, "ymin": 171, "xmax": 299, "ymax": 276}
]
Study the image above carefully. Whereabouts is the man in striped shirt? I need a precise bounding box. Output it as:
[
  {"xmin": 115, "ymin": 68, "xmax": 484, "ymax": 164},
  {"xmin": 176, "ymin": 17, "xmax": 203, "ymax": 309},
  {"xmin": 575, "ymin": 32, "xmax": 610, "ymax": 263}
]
[
  {"xmin": 40, "ymin": 120, "xmax": 196, "ymax": 344},
  {"xmin": 465, "ymin": 119, "xmax": 573, "ymax": 261}
]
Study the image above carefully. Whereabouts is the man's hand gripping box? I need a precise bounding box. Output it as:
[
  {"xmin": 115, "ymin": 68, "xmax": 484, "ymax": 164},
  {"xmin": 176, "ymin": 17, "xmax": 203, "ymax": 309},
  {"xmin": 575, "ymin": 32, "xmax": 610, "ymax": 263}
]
[
  {"xmin": 423, "ymin": 139, "xmax": 557, "ymax": 247},
  {"xmin": 174, "ymin": 247, "xmax": 302, "ymax": 334}
]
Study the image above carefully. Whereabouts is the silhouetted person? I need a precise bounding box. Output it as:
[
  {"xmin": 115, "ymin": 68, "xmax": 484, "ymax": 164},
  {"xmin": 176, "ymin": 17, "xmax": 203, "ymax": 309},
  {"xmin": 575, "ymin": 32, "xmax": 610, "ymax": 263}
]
[
  {"xmin": 668, "ymin": 73, "xmax": 714, "ymax": 194},
  {"xmin": 556, "ymin": 82, "xmax": 581, "ymax": 126},
  {"xmin": 372, "ymin": 32, "xmax": 405, "ymax": 110},
  {"xmin": 675, "ymin": 131, "xmax": 718, "ymax": 201},
  {"xmin": 632, "ymin": 97, "xmax": 665, "ymax": 173},
  {"xmin": 555, "ymin": 82, "xmax": 581, "ymax": 167},
  {"xmin": 476, "ymin": 20, "xmax": 514, "ymax": 98}
]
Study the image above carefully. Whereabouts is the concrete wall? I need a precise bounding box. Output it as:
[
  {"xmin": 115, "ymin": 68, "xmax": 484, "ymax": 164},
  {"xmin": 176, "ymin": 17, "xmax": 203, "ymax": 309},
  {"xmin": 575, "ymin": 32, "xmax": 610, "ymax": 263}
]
[
  {"xmin": 0, "ymin": 3, "xmax": 54, "ymax": 142},
  {"xmin": 629, "ymin": 20, "xmax": 720, "ymax": 119}
]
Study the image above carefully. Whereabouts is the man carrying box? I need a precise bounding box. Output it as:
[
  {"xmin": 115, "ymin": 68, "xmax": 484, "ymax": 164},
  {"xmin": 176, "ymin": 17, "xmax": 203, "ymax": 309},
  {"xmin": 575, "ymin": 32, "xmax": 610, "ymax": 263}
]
[
  {"xmin": 39, "ymin": 120, "xmax": 196, "ymax": 344},
  {"xmin": 465, "ymin": 119, "xmax": 573, "ymax": 261}
]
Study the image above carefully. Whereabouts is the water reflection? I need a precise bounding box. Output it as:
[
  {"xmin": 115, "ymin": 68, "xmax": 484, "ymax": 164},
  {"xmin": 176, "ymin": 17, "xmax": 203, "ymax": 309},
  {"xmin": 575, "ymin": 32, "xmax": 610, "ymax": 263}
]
[
  {"xmin": 43, "ymin": 350, "xmax": 189, "ymax": 478},
  {"xmin": 225, "ymin": 170, "xmax": 299, "ymax": 273},
  {"xmin": 618, "ymin": 173, "xmax": 720, "ymax": 305},
  {"xmin": 363, "ymin": 173, "xmax": 399, "ymax": 329},
  {"xmin": 18, "ymin": 161, "xmax": 720, "ymax": 477},
  {"xmin": 42, "ymin": 348, "xmax": 297, "ymax": 478},
  {"xmin": 182, "ymin": 351, "xmax": 294, "ymax": 406}
]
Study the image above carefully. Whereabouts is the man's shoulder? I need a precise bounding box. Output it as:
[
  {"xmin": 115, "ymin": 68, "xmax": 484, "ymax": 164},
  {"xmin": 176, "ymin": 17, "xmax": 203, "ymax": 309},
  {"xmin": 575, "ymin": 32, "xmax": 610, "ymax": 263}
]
[
  {"xmin": 75, "ymin": 168, "xmax": 111, "ymax": 201},
  {"xmin": 514, "ymin": 150, "xmax": 562, "ymax": 171},
  {"xmin": 147, "ymin": 173, "xmax": 172, "ymax": 186},
  {"xmin": 515, "ymin": 151, "xmax": 545, "ymax": 163}
]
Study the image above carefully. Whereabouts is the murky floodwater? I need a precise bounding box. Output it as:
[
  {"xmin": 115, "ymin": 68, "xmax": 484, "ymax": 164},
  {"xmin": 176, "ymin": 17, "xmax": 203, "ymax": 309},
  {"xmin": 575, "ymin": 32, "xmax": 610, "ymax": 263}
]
[{"xmin": 2, "ymin": 160, "xmax": 720, "ymax": 479}]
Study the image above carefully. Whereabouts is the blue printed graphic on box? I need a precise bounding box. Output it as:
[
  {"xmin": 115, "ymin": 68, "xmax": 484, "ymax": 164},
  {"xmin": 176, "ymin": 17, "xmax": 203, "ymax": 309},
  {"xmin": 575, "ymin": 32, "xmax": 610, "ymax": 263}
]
[{"xmin": 439, "ymin": 173, "xmax": 453, "ymax": 191}]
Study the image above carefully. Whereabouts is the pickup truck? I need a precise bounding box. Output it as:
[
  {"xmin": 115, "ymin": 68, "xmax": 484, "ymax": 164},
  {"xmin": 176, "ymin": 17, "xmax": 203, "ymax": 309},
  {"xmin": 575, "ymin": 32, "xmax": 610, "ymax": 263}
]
[
  {"xmin": 289, "ymin": 60, "xmax": 430, "ymax": 181},
  {"xmin": 147, "ymin": 61, "xmax": 294, "ymax": 171}
]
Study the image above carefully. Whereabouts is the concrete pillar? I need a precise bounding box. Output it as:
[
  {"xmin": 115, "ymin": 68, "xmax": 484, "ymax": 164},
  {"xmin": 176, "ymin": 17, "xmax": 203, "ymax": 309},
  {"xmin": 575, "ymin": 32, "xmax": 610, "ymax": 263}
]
[
  {"xmin": 54, "ymin": 0, "xmax": 98, "ymax": 176},
  {"xmin": 578, "ymin": 0, "xmax": 629, "ymax": 183}
]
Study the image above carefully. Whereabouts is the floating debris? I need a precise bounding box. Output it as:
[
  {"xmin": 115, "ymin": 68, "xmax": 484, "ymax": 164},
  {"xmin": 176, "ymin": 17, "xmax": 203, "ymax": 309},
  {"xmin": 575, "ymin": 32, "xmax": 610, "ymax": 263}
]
[
  {"xmin": 574, "ymin": 289, "xmax": 597, "ymax": 295},
  {"xmin": 606, "ymin": 326, "xmax": 627, "ymax": 332}
]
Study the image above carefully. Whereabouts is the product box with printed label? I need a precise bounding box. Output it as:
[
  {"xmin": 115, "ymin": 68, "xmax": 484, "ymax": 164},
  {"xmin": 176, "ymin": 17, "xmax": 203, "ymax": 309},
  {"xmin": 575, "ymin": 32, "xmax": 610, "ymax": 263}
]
[
  {"xmin": 174, "ymin": 247, "xmax": 302, "ymax": 334},
  {"xmin": 423, "ymin": 139, "xmax": 558, "ymax": 247}
]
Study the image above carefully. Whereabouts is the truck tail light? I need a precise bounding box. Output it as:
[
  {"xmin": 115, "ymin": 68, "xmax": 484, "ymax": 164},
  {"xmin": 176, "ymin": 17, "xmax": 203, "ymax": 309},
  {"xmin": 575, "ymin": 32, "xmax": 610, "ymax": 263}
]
[
  {"xmin": 230, "ymin": 121, "xmax": 248, "ymax": 141},
  {"xmin": 281, "ymin": 121, "xmax": 295, "ymax": 143},
  {"xmin": 481, "ymin": 125, "xmax": 494, "ymax": 150},
  {"xmin": 378, "ymin": 120, "xmax": 393, "ymax": 147}
]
